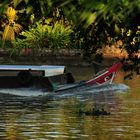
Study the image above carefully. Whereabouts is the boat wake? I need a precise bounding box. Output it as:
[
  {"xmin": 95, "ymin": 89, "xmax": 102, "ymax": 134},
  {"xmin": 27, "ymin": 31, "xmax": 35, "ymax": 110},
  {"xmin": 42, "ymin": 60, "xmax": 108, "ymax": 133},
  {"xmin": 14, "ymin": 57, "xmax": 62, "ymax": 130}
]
[
  {"xmin": 0, "ymin": 83, "xmax": 129, "ymax": 99},
  {"xmin": 0, "ymin": 87, "xmax": 49, "ymax": 97},
  {"xmin": 87, "ymin": 83, "xmax": 129, "ymax": 94},
  {"xmin": 53, "ymin": 83, "xmax": 130, "ymax": 100}
]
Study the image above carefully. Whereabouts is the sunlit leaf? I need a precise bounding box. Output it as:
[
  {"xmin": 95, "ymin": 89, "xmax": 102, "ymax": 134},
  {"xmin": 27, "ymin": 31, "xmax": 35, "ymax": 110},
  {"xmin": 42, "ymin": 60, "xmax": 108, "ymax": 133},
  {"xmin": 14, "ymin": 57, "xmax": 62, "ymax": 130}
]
[
  {"xmin": 26, "ymin": 6, "xmax": 33, "ymax": 14},
  {"xmin": 24, "ymin": 0, "xmax": 29, "ymax": 4},
  {"xmin": 13, "ymin": 0, "xmax": 21, "ymax": 7},
  {"xmin": 87, "ymin": 12, "xmax": 97, "ymax": 26},
  {"xmin": 58, "ymin": 0, "xmax": 73, "ymax": 7},
  {"xmin": 95, "ymin": 2, "xmax": 105, "ymax": 10},
  {"xmin": 114, "ymin": 24, "xmax": 120, "ymax": 34},
  {"xmin": 6, "ymin": 7, "xmax": 16, "ymax": 21}
]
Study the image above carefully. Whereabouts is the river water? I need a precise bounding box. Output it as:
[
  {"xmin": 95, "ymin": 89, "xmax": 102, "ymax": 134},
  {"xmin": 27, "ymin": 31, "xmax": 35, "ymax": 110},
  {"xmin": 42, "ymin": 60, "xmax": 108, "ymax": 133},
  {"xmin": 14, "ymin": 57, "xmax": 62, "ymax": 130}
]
[{"xmin": 0, "ymin": 67, "xmax": 139, "ymax": 140}]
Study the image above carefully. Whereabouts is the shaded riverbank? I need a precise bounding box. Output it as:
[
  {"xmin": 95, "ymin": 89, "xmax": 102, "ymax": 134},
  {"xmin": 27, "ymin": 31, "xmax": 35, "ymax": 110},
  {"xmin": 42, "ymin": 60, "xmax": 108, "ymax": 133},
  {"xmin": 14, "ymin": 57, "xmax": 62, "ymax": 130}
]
[
  {"xmin": 0, "ymin": 48, "xmax": 87, "ymax": 66},
  {"xmin": 0, "ymin": 48, "xmax": 121, "ymax": 66}
]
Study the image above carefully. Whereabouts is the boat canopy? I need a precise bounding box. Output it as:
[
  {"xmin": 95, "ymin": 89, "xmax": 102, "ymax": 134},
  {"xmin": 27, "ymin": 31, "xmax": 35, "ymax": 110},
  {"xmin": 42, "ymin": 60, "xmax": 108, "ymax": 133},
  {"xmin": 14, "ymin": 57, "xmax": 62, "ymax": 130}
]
[{"xmin": 0, "ymin": 65, "xmax": 66, "ymax": 77}]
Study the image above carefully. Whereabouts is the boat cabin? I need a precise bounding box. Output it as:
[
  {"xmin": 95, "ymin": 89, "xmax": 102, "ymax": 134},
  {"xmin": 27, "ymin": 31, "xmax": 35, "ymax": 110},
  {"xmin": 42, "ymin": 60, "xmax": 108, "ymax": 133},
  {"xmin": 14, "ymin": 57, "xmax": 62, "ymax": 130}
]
[{"xmin": 0, "ymin": 65, "xmax": 72, "ymax": 90}]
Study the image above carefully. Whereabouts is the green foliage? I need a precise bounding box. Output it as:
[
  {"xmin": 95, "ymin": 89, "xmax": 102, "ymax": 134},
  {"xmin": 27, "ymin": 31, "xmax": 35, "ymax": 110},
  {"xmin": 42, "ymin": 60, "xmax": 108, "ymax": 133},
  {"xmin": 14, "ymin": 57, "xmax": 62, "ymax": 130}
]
[
  {"xmin": 55, "ymin": 0, "xmax": 140, "ymax": 63},
  {"xmin": 0, "ymin": 0, "xmax": 140, "ymax": 71},
  {"xmin": 13, "ymin": 19, "xmax": 73, "ymax": 51},
  {"xmin": 0, "ymin": 0, "xmax": 9, "ymax": 14},
  {"xmin": 0, "ymin": 37, "xmax": 2, "ymax": 47},
  {"xmin": 13, "ymin": 21, "xmax": 47, "ymax": 49},
  {"xmin": 47, "ymin": 21, "xmax": 73, "ymax": 50}
]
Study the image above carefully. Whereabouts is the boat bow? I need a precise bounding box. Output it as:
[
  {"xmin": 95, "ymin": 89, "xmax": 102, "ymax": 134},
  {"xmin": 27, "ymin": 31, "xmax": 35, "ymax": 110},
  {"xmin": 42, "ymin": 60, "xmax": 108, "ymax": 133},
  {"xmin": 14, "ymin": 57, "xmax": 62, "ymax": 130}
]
[{"xmin": 86, "ymin": 62, "xmax": 123, "ymax": 85}]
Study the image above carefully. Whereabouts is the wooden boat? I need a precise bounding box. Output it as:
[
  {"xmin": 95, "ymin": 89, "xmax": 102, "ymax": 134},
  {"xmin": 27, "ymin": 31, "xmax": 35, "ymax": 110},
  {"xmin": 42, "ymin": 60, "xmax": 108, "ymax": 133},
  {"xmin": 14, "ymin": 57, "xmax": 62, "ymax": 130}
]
[
  {"xmin": 0, "ymin": 62, "xmax": 122, "ymax": 94},
  {"xmin": 54, "ymin": 62, "xmax": 123, "ymax": 93}
]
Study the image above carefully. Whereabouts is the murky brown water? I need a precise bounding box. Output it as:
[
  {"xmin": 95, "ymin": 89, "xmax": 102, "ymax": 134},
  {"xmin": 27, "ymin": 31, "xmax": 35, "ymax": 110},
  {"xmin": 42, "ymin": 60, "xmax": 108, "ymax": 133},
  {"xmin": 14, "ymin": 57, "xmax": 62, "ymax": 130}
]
[{"xmin": 0, "ymin": 67, "xmax": 139, "ymax": 140}]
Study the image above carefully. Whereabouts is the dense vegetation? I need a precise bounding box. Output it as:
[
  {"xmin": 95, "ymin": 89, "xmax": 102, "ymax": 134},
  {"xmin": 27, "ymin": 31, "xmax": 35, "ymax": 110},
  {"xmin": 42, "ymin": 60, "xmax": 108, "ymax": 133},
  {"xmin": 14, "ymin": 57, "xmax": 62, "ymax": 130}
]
[{"xmin": 0, "ymin": 0, "xmax": 140, "ymax": 73}]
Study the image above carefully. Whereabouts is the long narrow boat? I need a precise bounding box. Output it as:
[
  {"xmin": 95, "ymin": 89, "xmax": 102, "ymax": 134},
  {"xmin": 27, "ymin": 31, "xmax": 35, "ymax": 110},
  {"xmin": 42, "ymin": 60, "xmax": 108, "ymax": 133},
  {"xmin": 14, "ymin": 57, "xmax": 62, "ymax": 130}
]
[
  {"xmin": 54, "ymin": 62, "xmax": 123, "ymax": 93},
  {"xmin": 0, "ymin": 62, "xmax": 122, "ymax": 97}
]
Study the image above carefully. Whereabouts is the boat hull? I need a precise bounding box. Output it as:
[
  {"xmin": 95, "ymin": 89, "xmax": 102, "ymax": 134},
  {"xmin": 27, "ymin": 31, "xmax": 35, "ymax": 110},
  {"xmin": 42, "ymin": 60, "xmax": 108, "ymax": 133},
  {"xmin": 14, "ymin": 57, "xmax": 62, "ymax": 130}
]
[
  {"xmin": 55, "ymin": 62, "xmax": 122, "ymax": 93},
  {"xmin": 0, "ymin": 76, "xmax": 51, "ymax": 89}
]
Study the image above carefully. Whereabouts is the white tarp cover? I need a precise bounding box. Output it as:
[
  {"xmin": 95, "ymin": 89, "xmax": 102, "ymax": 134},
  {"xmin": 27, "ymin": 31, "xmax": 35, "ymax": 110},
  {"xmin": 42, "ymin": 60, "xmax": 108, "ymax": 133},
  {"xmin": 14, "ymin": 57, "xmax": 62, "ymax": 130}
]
[{"xmin": 0, "ymin": 65, "xmax": 66, "ymax": 77}]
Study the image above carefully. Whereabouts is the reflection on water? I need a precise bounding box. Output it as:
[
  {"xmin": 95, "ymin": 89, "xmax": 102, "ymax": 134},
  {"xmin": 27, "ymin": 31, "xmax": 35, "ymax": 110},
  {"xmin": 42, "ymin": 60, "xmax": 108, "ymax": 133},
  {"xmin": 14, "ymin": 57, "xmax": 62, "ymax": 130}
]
[
  {"xmin": 0, "ymin": 92, "xmax": 115, "ymax": 140},
  {"xmin": 0, "ymin": 69, "xmax": 140, "ymax": 140}
]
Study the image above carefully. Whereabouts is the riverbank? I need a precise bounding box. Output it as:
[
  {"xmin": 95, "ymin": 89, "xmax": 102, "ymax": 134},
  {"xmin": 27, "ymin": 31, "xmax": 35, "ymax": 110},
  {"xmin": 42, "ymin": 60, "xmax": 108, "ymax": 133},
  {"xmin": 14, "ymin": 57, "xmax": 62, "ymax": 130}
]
[
  {"xmin": 0, "ymin": 48, "xmax": 125, "ymax": 66},
  {"xmin": 0, "ymin": 48, "xmax": 87, "ymax": 66}
]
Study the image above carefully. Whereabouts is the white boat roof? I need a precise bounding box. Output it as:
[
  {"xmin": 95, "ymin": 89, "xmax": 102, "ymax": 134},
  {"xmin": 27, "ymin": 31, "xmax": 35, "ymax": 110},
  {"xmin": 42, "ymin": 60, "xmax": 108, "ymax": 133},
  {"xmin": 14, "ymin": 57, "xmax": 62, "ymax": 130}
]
[
  {"xmin": 0, "ymin": 65, "xmax": 66, "ymax": 76},
  {"xmin": 0, "ymin": 65, "xmax": 65, "ymax": 70}
]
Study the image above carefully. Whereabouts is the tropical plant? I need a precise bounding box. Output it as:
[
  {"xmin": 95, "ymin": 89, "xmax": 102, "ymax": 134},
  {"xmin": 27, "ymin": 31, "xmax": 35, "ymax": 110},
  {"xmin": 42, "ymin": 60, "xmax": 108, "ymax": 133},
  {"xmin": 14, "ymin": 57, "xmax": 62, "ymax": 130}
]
[
  {"xmin": 1, "ymin": 6, "xmax": 22, "ymax": 48},
  {"xmin": 13, "ymin": 18, "xmax": 73, "ymax": 52},
  {"xmin": 46, "ymin": 20, "xmax": 73, "ymax": 51},
  {"xmin": 13, "ymin": 20, "xmax": 49, "ymax": 50},
  {"xmin": 0, "ymin": 0, "xmax": 34, "ymax": 48}
]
